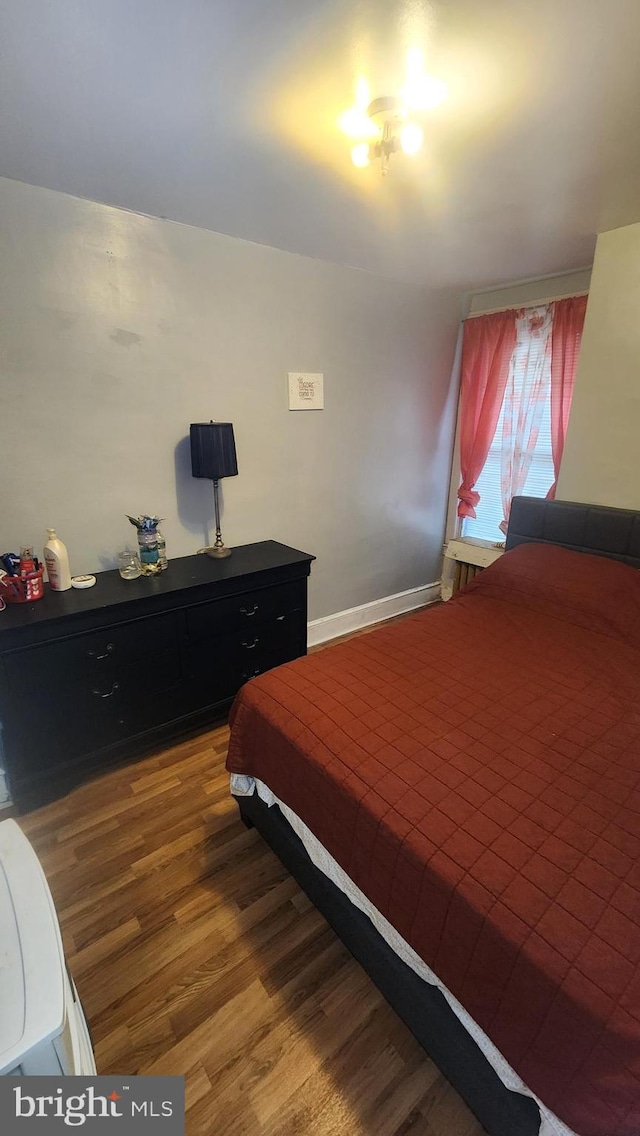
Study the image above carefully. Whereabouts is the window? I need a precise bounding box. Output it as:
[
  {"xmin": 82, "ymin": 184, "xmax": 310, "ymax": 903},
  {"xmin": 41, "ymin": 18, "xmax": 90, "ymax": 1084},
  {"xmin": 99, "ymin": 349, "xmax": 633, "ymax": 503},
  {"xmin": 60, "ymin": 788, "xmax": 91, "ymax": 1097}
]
[
  {"xmin": 462, "ymin": 307, "xmax": 555, "ymax": 542},
  {"xmin": 456, "ymin": 296, "xmax": 586, "ymax": 543},
  {"xmin": 462, "ymin": 397, "xmax": 554, "ymax": 541}
]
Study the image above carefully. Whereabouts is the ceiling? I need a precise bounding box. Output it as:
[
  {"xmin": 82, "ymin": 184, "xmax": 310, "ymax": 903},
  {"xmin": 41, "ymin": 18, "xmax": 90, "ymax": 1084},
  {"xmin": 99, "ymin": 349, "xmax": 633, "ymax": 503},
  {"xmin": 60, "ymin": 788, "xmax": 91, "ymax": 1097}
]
[{"xmin": 1, "ymin": 0, "xmax": 640, "ymax": 288}]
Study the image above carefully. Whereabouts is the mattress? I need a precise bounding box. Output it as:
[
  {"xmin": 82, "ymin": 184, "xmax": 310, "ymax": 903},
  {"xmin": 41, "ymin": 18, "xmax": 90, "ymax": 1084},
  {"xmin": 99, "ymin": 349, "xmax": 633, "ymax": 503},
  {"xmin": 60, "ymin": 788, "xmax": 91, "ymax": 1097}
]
[{"xmin": 226, "ymin": 543, "xmax": 640, "ymax": 1136}]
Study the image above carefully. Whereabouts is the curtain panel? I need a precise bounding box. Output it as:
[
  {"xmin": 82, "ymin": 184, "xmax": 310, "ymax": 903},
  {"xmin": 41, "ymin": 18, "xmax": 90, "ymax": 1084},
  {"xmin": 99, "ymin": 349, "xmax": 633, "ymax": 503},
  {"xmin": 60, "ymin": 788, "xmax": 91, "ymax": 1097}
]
[
  {"xmin": 498, "ymin": 306, "xmax": 553, "ymax": 534},
  {"xmin": 456, "ymin": 311, "xmax": 517, "ymax": 519},
  {"xmin": 547, "ymin": 295, "xmax": 588, "ymax": 499}
]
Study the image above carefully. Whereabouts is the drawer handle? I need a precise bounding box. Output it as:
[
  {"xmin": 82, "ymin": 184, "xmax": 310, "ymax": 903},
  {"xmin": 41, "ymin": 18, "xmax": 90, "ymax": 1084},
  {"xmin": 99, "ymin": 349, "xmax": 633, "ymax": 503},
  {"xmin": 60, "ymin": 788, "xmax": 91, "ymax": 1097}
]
[
  {"xmin": 91, "ymin": 681, "xmax": 120, "ymax": 699},
  {"xmin": 87, "ymin": 643, "xmax": 115, "ymax": 659},
  {"xmin": 242, "ymin": 637, "xmax": 260, "ymax": 650},
  {"xmin": 241, "ymin": 668, "xmax": 262, "ymax": 681},
  {"xmin": 239, "ymin": 604, "xmax": 259, "ymax": 617}
]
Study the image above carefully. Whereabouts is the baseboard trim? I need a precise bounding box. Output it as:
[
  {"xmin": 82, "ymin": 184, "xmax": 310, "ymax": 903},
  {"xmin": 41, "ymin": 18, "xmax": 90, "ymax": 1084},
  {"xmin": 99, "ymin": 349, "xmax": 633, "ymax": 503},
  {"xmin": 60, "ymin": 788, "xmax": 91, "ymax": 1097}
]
[{"xmin": 307, "ymin": 582, "xmax": 440, "ymax": 648}]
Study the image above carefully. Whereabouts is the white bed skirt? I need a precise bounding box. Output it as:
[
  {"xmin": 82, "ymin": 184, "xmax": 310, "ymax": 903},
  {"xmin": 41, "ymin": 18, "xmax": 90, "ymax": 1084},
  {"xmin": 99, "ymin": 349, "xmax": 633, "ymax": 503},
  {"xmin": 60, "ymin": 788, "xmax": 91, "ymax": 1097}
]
[{"xmin": 231, "ymin": 772, "xmax": 577, "ymax": 1136}]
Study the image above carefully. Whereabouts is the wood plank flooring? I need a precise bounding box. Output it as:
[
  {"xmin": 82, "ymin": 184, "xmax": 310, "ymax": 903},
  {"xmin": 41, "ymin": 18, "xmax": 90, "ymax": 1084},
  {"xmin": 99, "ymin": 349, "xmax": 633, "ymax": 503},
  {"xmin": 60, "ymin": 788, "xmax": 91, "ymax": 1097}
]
[{"xmin": 20, "ymin": 713, "xmax": 486, "ymax": 1135}]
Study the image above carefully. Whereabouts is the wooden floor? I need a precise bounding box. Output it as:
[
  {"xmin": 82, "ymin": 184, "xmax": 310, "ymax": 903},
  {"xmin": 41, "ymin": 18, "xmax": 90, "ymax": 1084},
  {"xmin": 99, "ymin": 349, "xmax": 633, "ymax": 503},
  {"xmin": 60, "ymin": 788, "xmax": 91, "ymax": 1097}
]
[{"xmin": 20, "ymin": 715, "xmax": 486, "ymax": 1135}]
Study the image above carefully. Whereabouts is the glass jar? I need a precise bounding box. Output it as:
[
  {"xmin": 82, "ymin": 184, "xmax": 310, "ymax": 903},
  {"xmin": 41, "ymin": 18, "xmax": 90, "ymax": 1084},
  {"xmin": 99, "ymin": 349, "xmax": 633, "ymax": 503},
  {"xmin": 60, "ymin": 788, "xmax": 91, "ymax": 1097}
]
[
  {"xmin": 118, "ymin": 551, "xmax": 142, "ymax": 580},
  {"xmin": 127, "ymin": 515, "xmax": 167, "ymax": 576},
  {"xmin": 137, "ymin": 527, "xmax": 161, "ymax": 576}
]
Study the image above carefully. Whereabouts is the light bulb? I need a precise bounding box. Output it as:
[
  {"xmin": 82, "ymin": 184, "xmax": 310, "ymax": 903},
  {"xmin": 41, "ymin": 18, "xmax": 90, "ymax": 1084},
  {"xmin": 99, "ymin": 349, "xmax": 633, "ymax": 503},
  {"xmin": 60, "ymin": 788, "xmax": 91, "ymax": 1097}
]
[
  {"xmin": 338, "ymin": 105, "xmax": 379, "ymax": 140},
  {"xmin": 412, "ymin": 75, "xmax": 447, "ymax": 111},
  {"xmin": 355, "ymin": 76, "xmax": 370, "ymax": 110},
  {"xmin": 338, "ymin": 108, "xmax": 365, "ymax": 138},
  {"xmin": 406, "ymin": 48, "xmax": 425, "ymax": 84},
  {"xmin": 338, "ymin": 75, "xmax": 378, "ymax": 139},
  {"xmin": 402, "ymin": 49, "xmax": 447, "ymax": 111},
  {"xmin": 400, "ymin": 123, "xmax": 423, "ymax": 156},
  {"xmin": 351, "ymin": 142, "xmax": 370, "ymax": 168}
]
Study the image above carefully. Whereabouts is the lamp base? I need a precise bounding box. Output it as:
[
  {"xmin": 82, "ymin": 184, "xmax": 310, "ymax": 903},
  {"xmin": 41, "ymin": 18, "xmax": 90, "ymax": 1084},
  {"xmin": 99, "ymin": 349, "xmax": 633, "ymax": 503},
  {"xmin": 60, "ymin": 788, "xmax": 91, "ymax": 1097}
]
[{"xmin": 198, "ymin": 545, "xmax": 232, "ymax": 559}]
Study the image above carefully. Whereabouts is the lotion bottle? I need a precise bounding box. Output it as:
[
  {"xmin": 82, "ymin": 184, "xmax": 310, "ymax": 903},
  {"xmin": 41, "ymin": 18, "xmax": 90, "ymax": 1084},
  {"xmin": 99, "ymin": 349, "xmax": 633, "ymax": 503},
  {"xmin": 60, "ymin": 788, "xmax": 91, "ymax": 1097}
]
[{"xmin": 44, "ymin": 529, "xmax": 72, "ymax": 592}]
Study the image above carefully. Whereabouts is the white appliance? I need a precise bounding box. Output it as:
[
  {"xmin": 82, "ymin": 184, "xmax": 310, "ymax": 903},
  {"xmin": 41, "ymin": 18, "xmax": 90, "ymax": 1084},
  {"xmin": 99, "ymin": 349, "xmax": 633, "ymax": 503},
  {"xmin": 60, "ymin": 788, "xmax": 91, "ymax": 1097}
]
[{"xmin": 0, "ymin": 819, "xmax": 96, "ymax": 1075}]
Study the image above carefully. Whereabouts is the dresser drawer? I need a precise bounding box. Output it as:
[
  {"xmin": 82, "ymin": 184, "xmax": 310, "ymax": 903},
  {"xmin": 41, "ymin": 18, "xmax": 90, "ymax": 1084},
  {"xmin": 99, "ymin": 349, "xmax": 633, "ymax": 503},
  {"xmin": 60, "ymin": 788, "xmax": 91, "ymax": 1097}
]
[
  {"xmin": 8, "ymin": 611, "xmax": 183, "ymax": 688},
  {"xmin": 187, "ymin": 614, "xmax": 304, "ymax": 707},
  {"xmin": 7, "ymin": 649, "xmax": 185, "ymax": 782},
  {"xmin": 186, "ymin": 580, "xmax": 305, "ymax": 642}
]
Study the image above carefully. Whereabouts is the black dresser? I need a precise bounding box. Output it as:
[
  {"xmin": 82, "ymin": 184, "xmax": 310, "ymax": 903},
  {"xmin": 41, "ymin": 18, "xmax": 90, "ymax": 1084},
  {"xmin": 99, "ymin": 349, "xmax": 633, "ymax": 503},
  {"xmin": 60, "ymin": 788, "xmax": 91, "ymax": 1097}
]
[{"xmin": 0, "ymin": 541, "xmax": 314, "ymax": 809}]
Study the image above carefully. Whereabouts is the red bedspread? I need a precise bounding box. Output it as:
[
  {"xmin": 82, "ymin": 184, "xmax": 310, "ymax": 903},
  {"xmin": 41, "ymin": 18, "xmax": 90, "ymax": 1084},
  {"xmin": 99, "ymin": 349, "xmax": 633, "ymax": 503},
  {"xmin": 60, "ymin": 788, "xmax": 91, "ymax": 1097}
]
[{"xmin": 227, "ymin": 544, "xmax": 640, "ymax": 1135}]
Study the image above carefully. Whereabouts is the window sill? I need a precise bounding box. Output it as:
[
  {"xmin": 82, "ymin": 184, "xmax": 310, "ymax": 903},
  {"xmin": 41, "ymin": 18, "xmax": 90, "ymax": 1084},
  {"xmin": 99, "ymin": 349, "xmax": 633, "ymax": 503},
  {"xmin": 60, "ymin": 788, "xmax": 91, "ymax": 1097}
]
[{"xmin": 445, "ymin": 538, "xmax": 504, "ymax": 569}]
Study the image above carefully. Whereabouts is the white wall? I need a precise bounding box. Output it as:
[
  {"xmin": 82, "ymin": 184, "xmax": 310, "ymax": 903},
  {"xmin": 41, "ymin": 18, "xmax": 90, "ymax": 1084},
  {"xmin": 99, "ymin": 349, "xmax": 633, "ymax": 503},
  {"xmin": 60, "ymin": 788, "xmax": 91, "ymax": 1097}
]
[
  {"xmin": 558, "ymin": 222, "xmax": 640, "ymax": 509},
  {"xmin": 0, "ymin": 178, "xmax": 461, "ymax": 620}
]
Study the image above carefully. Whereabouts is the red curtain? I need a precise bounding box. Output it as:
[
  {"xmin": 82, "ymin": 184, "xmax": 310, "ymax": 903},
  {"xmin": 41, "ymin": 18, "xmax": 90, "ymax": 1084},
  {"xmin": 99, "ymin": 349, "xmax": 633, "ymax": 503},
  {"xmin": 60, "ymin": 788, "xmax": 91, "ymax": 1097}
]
[
  {"xmin": 457, "ymin": 311, "xmax": 517, "ymax": 519},
  {"xmin": 547, "ymin": 295, "xmax": 588, "ymax": 499}
]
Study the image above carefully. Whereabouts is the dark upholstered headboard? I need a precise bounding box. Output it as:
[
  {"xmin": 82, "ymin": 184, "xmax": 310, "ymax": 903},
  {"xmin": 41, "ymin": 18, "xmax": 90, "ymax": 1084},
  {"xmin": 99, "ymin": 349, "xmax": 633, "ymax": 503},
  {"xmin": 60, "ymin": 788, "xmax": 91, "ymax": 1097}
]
[{"xmin": 506, "ymin": 496, "xmax": 640, "ymax": 569}]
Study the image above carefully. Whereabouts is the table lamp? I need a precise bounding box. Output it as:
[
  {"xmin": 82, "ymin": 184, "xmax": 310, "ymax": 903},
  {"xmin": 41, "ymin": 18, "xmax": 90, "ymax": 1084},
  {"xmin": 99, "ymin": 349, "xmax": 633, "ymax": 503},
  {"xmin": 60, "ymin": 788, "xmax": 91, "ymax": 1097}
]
[{"xmin": 190, "ymin": 421, "xmax": 238, "ymax": 558}]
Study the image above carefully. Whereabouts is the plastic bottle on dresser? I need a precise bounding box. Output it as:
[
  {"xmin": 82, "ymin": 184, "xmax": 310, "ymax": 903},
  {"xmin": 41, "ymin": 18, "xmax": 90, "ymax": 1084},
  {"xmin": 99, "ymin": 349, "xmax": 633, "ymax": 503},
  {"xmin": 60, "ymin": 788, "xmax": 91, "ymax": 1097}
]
[
  {"xmin": 44, "ymin": 529, "xmax": 72, "ymax": 592},
  {"xmin": 157, "ymin": 530, "xmax": 168, "ymax": 571}
]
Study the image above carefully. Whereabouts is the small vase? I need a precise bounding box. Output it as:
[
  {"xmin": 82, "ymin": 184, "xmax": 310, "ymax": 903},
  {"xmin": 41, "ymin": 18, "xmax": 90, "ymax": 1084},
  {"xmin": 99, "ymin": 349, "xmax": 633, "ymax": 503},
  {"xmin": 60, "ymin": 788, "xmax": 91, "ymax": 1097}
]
[
  {"xmin": 127, "ymin": 514, "xmax": 167, "ymax": 576},
  {"xmin": 137, "ymin": 527, "xmax": 161, "ymax": 576}
]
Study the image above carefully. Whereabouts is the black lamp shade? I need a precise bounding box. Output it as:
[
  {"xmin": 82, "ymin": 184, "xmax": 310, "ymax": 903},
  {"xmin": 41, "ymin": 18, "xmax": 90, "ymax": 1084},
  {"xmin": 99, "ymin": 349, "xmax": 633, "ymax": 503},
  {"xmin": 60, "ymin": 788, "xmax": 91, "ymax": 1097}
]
[{"xmin": 190, "ymin": 422, "xmax": 238, "ymax": 480}]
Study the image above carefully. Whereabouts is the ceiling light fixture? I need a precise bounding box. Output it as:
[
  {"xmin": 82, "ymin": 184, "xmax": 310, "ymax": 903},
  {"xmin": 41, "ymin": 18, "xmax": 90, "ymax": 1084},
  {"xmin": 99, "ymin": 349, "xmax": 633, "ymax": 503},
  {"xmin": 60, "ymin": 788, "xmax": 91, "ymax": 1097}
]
[{"xmin": 339, "ymin": 51, "xmax": 446, "ymax": 175}]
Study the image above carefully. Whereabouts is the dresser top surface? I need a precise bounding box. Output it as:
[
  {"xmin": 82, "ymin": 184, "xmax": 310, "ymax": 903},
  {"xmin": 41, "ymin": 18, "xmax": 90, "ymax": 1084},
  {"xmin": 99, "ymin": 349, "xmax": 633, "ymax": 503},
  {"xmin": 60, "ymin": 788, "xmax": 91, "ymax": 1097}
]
[{"xmin": 0, "ymin": 541, "xmax": 314, "ymax": 639}]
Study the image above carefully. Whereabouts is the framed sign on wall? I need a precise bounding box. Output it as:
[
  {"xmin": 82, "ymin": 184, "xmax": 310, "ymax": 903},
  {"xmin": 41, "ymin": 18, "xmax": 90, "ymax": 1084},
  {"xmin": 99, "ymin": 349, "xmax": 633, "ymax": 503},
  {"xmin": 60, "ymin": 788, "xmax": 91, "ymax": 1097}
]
[{"xmin": 288, "ymin": 372, "xmax": 324, "ymax": 410}]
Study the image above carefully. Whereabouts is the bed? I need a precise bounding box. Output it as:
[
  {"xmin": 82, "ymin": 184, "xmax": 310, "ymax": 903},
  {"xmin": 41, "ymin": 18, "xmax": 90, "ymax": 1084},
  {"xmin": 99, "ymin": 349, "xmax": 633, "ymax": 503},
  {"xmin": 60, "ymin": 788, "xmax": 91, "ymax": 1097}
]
[{"xmin": 226, "ymin": 497, "xmax": 640, "ymax": 1136}]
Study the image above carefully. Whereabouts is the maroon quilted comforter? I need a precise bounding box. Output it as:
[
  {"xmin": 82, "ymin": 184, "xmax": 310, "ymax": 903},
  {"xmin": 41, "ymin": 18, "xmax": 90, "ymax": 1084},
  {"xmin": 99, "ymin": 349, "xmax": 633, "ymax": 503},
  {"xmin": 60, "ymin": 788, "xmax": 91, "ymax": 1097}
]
[{"xmin": 227, "ymin": 543, "xmax": 640, "ymax": 1135}]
